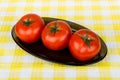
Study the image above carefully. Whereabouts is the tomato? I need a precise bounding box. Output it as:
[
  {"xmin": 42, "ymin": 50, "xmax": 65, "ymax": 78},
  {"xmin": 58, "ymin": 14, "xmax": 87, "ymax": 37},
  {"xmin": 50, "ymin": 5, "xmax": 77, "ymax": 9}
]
[
  {"xmin": 69, "ymin": 29, "xmax": 101, "ymax": 61},
  {"xmin": 41, "ymin": 20, "xmax": 72, "ymax": 50},
  {"xmin": 15, "ymin": 13, "xmax": 44, "ymax": 43}
]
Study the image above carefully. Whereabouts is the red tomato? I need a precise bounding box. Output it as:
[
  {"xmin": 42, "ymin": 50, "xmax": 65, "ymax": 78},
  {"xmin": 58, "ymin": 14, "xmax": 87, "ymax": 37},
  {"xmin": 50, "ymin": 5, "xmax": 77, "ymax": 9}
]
[
  {"xmin": 41, "ymin": 20, "xmax": 72, "ymax": 50},
  {"xmin": 69, "ymin": 29, "xmax": 101, "ymax": 61},
  {"xmin": 15, "ymin": 13, "xmax": 44, "ymax": 43}
]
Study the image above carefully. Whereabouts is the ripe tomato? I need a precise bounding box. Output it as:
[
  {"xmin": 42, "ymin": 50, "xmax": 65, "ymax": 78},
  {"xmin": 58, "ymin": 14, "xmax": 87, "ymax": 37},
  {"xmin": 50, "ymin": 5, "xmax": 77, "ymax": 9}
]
[
  {"xmin": 69, "ymin": 29, "xmax": 101, "ymax": 61},
  {"xmin": 41, "ymin": 20, "xmax": 72, "ymax": 50},
  {"xmin": 15, "ymin": 13, "xmax": 44, "ymax": 43}
]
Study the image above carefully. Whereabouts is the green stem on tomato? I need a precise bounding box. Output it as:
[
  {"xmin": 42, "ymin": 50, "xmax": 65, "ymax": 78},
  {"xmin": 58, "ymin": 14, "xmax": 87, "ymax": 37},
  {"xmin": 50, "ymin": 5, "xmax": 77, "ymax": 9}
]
[
  {"xmin": 77, "ymin": 31, "xmax": 95, "ymax": 48},
  {"xmin": 22, "ymin": 17, "xmax": 35, "ymax": 26},
  {"xmin": 48, "ymin": 21, "xmax": 60, "ymax": 35}
]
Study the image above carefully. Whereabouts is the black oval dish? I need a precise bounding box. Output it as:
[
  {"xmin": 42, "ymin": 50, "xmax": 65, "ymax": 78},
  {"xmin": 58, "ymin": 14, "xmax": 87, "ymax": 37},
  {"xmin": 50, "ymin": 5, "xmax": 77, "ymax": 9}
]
[{"xmin": 11, "ymin": 17, "xmax": 107, "ymax": 66}]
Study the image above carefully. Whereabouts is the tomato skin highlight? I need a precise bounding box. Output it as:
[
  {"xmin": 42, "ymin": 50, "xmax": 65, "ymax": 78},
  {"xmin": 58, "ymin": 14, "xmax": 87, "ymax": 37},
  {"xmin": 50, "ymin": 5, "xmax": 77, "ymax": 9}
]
[
  {"xmin": 15, "ymin": 13, "xmax": 44, "ymax": 43},
  {"xmin": 41, "ymin": 20, "xmax": 72, "ymax": 50},
  {"xmin": 69, "ymin": 29, "xmax": 101, "ymax": 61}
]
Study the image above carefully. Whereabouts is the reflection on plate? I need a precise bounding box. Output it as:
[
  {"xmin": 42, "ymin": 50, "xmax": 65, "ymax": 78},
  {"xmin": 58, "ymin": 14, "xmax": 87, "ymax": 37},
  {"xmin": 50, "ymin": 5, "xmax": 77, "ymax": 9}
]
[{"xmin": 11, "ymin": 17, "xmax": 107, "ymax": 66}]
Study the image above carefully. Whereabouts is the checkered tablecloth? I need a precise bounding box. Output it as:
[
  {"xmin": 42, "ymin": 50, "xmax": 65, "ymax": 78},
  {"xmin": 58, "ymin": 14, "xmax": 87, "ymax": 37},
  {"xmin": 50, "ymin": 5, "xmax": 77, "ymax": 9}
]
[{"xmin": 0, "ymin": 0, "xmax": 120, "ymax": 80}]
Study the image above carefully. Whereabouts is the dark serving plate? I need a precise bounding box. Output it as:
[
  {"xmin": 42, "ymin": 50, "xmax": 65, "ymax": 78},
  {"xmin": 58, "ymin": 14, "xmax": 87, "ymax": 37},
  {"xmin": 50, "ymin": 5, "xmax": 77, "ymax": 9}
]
[{"xmin": 11, "ymin": 17, "xmax": 107, "ymax": 66}]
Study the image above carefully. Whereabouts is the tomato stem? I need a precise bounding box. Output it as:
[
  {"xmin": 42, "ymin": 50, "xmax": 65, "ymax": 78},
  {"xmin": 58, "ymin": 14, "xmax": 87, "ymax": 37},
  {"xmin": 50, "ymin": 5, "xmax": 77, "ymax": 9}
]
[
  {"xmin": 22, "ymin": 17, "xmax": 35, "ymax": 26},
  {"xmin": 48, "ymin": 21, "xmax": 60, "ymax": 35},
  {"xmin": 77, "ymin": 31, "xmax": 95, "ymax": 48}
]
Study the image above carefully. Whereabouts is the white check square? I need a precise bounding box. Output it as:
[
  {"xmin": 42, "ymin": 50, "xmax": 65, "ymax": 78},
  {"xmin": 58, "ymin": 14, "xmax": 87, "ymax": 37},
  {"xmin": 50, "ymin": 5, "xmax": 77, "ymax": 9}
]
[
  {"xmin": 88, "ymin": 68, "xmax": 100, "ymax": 78},
  {"xmin": 65, "ymin": 69, "xmax": 76, "ymax": 78}
]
